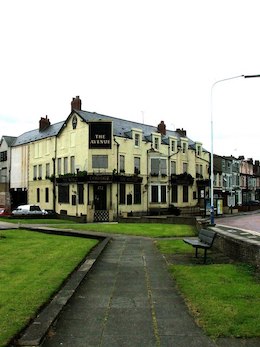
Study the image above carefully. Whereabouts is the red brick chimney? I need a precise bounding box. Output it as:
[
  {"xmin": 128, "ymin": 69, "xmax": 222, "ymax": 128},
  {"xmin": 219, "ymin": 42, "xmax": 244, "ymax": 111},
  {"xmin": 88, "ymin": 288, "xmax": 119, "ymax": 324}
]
[
  {"xmin": 71, "ymin": 96, "xmax": 82, "ymax": 111},
  {"xmin": 157, "ymin": 120, "xmax": 166, "ymax": 135},
  {"xmin": 39, "ymin": 116, "xmax": 51, "ymax": 131}
]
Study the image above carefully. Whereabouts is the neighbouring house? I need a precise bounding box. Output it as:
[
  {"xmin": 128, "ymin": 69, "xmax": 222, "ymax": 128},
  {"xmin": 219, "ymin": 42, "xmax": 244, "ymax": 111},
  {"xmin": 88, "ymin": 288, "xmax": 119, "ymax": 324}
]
[{"xmin": 0, "ymin": 135, "xmax": 16, "ymax": 209}]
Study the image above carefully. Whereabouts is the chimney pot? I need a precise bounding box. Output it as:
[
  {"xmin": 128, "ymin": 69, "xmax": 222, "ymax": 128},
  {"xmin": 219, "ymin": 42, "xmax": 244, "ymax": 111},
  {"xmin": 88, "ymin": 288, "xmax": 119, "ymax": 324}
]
[
  {"xmin": 39, "ymin": 116, "xmax": 51, "ymax": 131},
  {"xmin": 157, "ymin": 120, "xmax": 166, "ymax": 135},
  {"xmin": 176, "ymin": 128, "xmax": 187, "ymax": 137},
  {"xmin": 71, "ymin": 96, "xmax": 82, "ymax": 111}
]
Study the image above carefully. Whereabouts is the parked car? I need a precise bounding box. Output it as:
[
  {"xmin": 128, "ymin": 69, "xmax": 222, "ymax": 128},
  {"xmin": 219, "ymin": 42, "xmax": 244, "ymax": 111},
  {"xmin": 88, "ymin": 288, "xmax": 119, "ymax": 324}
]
[
  {"xmin": 246, "ymin": 200, "xmax": 260, "ymax": 206},
  {"xmin": 11, "ymin": 204, "xmax": 48, "ymax": 216},
  {"xmin": 0, "ymin": 208, "xmax": 11, "ymax": 217}
]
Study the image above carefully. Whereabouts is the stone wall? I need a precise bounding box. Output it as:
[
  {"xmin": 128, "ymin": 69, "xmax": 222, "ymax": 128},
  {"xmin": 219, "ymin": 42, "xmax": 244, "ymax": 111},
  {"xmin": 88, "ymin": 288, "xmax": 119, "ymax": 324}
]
[{"xmin": 214, "ymin": 233, "xmax": 260, "ymax": 267}]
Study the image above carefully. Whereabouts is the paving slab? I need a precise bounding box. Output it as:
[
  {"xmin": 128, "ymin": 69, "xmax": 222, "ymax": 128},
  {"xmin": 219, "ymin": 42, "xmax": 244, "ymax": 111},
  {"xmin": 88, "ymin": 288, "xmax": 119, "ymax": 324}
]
[{"xmin": 39, "ymin": 236, "xmax": 217, "ymax": 347}]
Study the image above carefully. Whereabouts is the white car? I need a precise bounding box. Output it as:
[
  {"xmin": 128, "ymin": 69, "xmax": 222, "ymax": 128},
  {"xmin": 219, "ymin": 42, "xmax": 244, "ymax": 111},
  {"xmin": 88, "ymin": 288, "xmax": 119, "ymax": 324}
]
[{"xmin": 12, "ymin": 204, "xmax": 48, "ymax": 216}]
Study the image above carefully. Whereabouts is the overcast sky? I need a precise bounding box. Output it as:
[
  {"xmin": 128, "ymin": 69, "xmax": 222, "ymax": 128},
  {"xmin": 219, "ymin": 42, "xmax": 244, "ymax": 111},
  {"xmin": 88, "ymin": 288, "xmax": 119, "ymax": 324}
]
[{"xmin": 1, "ymin": 0, "xmax": 260, "ymax": 160}]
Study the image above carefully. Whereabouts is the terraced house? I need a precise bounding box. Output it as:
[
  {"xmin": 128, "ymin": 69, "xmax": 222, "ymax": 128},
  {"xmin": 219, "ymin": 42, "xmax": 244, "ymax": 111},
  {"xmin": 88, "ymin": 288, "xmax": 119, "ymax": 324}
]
[
  {"xmin": 5, "ymin": 97, "xmax": 210, "ymax": 222},
  {"xmin": 0, "ymin": 135, "xmax": 16, "ymax": 210}
]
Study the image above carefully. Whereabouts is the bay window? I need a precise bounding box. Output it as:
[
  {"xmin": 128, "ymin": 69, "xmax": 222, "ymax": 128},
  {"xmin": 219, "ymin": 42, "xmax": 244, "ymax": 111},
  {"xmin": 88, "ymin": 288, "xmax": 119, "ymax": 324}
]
[{"xmin": 151, "ymin": 158, "xmax": 167, "ymax": 176}]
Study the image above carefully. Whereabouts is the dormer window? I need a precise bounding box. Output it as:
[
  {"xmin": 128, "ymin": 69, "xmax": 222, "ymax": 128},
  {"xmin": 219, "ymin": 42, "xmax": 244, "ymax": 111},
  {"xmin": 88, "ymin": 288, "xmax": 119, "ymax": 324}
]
[
  {"xmin": 132, "ymin": 128, "xmax": 142, "ymax": 148},
  {"xmin": 135, "ymin": 133, "xmax": 140, "ymax": 147},
  {"xmin": 154, "ymin": 137, "xmax": 159, "ymax": 150},
  {"xmin": 171, "ymin": 140, "xmax": 176, "ymax": 153},
  {"xmin": 182, "ymin": 142, "xmax": 187, "ymax": 154},
  {"xmin": 197, "ymin": 145, "xmax": 201, "ymax": 156}
]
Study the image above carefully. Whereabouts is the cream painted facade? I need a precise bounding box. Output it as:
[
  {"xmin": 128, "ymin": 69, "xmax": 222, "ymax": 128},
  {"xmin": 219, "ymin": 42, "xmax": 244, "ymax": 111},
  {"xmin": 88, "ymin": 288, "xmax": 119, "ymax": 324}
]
[
  {"xmin": 28, "ymin": 107, "xmax": 210, "ymax": 222},
  {"xmin": 28, "ymin": 136, "xmax": 57, "ymax": 212}
]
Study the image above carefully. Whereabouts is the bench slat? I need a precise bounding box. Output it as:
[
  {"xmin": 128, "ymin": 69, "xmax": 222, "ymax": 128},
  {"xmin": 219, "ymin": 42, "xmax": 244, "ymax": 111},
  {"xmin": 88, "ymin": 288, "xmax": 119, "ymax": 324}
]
[
  {"xmin": 198, "ymin": 229, "xmax": 216, "ymax": 246},
  {"xmin": 183, "ymin": 238, "xmax": 211, "ymax": 248},
  {"xmin": 183, "ymin": 229, "xmax": 216, "ymax": 263}
]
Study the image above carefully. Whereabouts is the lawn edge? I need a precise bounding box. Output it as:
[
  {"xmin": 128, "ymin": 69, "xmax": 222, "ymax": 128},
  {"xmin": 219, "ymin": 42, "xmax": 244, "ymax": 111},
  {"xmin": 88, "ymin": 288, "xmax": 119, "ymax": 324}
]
[{"xmin": 11, "ymin": 227, "xmax": 111, "ymax": 347}]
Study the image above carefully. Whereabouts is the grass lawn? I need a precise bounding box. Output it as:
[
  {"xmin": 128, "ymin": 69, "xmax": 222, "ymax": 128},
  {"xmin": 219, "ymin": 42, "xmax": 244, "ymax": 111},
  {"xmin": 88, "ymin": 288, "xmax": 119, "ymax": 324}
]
[
  {"xmin": 0, "ymin": 229, "xmax": 99, "ymax": 347},
  {"xmin": 0, "ymin": 217, "xmax": 75, "ymax": 224},
  {"xmin": 2, "ymin": 218, "xmax": 196, "ymax": 238},
  {"xmin": 43, "ymin": 222, "xmax": 197, "ymax": 238},
  {"xmin": 156, "ymin": 240, "xmax": 260, "ymax": 338},
  {"xmin": 170, "ymin": 263, "xmax": 260, "ymax": 338},
  {"xmin": 155, "ymin": 239, "xmax": 194, "ymax": 254}
]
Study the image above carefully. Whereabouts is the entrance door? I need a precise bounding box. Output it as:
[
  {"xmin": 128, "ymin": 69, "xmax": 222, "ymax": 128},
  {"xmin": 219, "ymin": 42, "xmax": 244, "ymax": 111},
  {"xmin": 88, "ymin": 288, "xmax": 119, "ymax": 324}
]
[{"xmin": 93, "ymin": 184, "xmax": 109, "ymax": 221}]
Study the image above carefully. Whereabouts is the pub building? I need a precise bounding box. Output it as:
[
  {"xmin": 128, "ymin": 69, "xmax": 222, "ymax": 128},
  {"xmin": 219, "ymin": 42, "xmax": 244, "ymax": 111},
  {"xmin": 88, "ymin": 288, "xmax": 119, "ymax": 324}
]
[{"xmin": 12, "ymin": 96, "xmax": 210, "ymax": 222}]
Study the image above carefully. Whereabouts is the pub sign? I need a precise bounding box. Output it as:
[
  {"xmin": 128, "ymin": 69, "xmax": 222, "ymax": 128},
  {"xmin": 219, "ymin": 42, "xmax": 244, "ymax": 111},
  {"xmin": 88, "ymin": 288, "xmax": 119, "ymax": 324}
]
[{"xmin": 89, "ymin": 122, "xmax": 112, "ymax": 149}]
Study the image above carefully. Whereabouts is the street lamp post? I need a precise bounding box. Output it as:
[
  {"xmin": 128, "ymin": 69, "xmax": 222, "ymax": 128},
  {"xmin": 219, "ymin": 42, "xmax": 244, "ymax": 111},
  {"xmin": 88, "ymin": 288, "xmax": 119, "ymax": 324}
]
[{"xmin": 210, "ymin": 74, "xmax": 260, "ymax": 226}]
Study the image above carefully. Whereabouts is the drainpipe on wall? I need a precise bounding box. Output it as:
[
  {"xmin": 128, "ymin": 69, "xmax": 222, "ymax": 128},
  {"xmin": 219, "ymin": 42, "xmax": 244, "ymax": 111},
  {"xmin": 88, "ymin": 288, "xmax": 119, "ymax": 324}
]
[
  {"xmin": 168, "ymin": 143, "xmax": 171, "ymax": 208},
  {"xmin": 113, "ymin": 137, "xmax": 120, "ymax": 220},
  {"xmin": 52, "ymin": 136, "xmax": 57, "ymax": 213},
  {"xmin": 168, "ymin": 146, "xmax": 181, "ymax": 207},
  {"xmin": 146, "ymin": 149, "xmax": 149, "ymax": 215}
]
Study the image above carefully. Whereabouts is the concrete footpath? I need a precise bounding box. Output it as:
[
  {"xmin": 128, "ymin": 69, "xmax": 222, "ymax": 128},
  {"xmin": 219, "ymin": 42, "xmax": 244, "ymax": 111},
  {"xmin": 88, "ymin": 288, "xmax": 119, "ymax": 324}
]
[{"xmin": 40, "ymin": 235, "xmax": 217, "ymax": 347}]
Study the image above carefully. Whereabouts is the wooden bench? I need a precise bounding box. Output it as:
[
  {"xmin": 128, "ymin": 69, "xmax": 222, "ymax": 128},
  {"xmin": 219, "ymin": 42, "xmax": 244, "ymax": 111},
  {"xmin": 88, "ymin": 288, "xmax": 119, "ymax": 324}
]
[{"xmin": 183, "ymin": 229, "xmax": 216, "ymax": 263}]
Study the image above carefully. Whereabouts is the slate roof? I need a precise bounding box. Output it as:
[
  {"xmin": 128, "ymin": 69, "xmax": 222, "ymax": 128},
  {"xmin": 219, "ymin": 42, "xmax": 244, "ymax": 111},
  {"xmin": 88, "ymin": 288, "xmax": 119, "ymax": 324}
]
[
  {"xmin": 10, "ymin": 109, "xmax": 205, "ymax": 152},
  {"xmin": 76, "ymin": 110, "xmax": 175, "ymax": 138},
  {"xmin": 75, "ymin": 110, "xmax": 198, "ymax": 148},
  {"xmin": 2, "ymin": 136, "xmax": 17, "ymax": 146},
  {"xmin": 12, "ymin": 121, "xmax": 65, "ymax": 146}
]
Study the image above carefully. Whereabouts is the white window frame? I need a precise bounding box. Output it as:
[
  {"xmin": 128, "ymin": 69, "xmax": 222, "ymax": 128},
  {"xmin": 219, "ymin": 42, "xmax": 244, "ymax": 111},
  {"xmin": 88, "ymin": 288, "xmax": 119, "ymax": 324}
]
[
  {"xmin": 57, "ymin": 158, "xmax": 62, "ymax": 175},
  {"xmin": 70, "ymin": 156, "xmax": 75, "ymax": 173},
  {"xmin": 182, "ymin": 142, "xmax": 187, "ymax": 154},
  {"xmin": 151, "ymin": 157, "xmax": 167, "ymax": 176},
  {"xmin": 154, "ymin": 137, "xmax": 159, "ymax": 150},
  {"xmin": 120, "ymin": 155, "xmax": 125, "ymax": 172},
  {"xmin": 171, "ymin": 160, "xmax": 176, "ymax": 174},
  {"xmin": 134, "ymin": 133, "xmax": 140, "ymax": 147},
  {"xmin": 38, "ymin": 164, "xmax": 42, "ymax": 179},
  {"xmin": 46, "ymin": 163, "xmax": 50, "ymax": 178},
  {"xmin": 134, "ymin": 157, "xmax": 140, "ymax": 174},
  {"xmin": 171, "ymin": 140, "xmax": 176, "ymax": 153},
  {"xmin": 150, "ymin": 184, "xmax": 167, "ymax": 203},
  {"xmin": 64, "ymin": 157, "xmax": 68, "ymax": 174}
]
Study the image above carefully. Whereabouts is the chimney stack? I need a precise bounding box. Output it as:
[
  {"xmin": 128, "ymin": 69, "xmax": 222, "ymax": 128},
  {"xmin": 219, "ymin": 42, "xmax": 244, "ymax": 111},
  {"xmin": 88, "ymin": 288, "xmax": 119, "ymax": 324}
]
[
  {"xmin": 157, "ymin": 120, "xmax": 166, "ymax": 135},
  {"xmin": 176, "ymin": 128, "xmax": 187, "ymax": 137},
  {"xmin": 39, "ymin": 116, "xmax": 51, "ymax": 131},
  {"xmin": 71, "ymin": 96, "xmax": 82, "ymax": 111}
]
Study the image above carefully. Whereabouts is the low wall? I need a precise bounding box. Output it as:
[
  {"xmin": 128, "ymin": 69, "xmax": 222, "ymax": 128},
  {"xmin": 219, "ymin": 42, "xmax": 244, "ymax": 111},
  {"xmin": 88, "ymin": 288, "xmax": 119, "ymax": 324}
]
[
  {"xmin": 237, "ymin": 205, "xmax": 260, "ymax": 212},
  {"xmin": 57, "ymin": 214, "xmax": 87, "ymax": 223},
  {"xmin": 214, "ymin": 232, "xmax": 260, "ymax": 267}
]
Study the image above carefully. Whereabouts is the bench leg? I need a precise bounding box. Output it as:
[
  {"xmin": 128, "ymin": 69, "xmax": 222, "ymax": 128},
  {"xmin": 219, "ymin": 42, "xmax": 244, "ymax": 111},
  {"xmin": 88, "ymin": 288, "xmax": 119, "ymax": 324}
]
[
  {"xmin": 203, "ymin": 249, "xmax": 207, "ymax": 264},
  {"xmin": 195, "ymin": 247, "xmax": 198, "ymax": 258}
]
